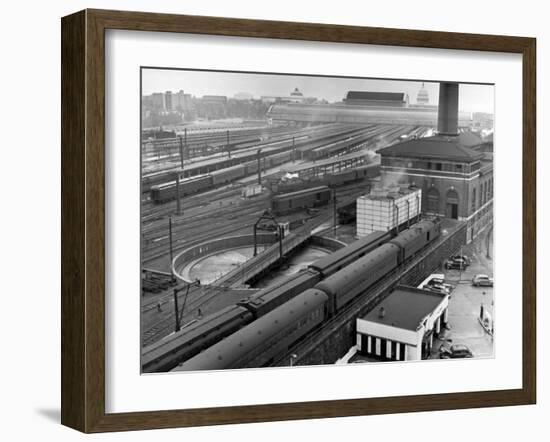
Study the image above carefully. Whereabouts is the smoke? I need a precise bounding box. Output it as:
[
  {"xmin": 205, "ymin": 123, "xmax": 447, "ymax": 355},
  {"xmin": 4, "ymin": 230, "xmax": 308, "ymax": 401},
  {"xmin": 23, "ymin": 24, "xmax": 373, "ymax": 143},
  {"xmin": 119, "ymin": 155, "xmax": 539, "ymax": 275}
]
[{"xmin": 379, "ymin": 167, "xmax": 409, "ymax": 189}]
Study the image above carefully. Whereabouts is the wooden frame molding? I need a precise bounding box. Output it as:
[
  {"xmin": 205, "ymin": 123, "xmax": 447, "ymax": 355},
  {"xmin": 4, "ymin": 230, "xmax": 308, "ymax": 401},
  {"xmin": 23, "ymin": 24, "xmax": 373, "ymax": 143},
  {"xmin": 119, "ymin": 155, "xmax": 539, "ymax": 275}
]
[{"xmin": 61, "ymin": 9, "xmax": 536, "ymax": 433}]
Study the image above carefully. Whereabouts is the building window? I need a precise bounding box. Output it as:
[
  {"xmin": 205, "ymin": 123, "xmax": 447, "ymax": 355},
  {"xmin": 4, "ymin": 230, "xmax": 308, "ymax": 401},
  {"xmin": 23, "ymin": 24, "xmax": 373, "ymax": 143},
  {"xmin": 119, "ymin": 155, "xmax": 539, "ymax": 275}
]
[
  {"xmin": 435, "ymin": 163, "xmax": 442, "ymax": 171},
  {"xmin": 426, "ymin": 187, "xmax": 440, "ymax": 214},
  {"xmin": 472, "ymin": 188, "xmax": 477, "ymax": 212},
  {"xmin": 456, "ymin": 164, "xmax": 463, "ymax": 172},
  {"xmin": 446, "ymin": 189, "xmax": 460, "ymax": 219}
]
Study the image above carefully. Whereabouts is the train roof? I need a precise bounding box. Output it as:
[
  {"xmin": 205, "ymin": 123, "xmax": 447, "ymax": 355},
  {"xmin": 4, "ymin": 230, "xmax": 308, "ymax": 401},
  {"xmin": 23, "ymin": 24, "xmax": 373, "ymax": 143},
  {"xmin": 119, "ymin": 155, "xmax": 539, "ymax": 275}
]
[
  {"xmin": 142, "ymin": 305, "xmax": 251, "ymax": 370},
  {"xmin": 315, "ymin": 243, "xmax": 400, "ymax": 294},
  {"xmin": 272, "ymin": 186, "xmax": 330, "ymax": 199},
  {"xmin": 309, "ymin": 231, "xmax": 390, "ymax": 273},
  {"xmin": 241, "ymin": 269, "xmax": 319, "ymax": 307},
  {"xmin": 172, "ymin": 289, "xmax": 328, "ymax": 372},
  {"xmin": 389, "ymin": 220, "xmax": 436, "ymax": 244}
]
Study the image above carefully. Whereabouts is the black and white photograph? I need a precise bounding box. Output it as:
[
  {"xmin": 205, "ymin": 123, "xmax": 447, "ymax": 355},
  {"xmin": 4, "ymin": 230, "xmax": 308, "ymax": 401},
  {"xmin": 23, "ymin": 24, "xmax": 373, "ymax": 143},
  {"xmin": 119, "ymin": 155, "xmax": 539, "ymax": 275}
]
[{"xmin": 140, "ymin": 68, "xmax": 495, "ymax": 373}]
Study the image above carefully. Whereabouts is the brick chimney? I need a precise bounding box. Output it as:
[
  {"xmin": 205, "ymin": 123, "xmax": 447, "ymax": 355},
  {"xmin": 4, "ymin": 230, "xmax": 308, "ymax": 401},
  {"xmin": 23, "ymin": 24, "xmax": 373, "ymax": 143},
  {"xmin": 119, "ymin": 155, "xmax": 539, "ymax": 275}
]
[{"xmin": 437, "ymin": 82, "xmax": 459, "ymax": 135}]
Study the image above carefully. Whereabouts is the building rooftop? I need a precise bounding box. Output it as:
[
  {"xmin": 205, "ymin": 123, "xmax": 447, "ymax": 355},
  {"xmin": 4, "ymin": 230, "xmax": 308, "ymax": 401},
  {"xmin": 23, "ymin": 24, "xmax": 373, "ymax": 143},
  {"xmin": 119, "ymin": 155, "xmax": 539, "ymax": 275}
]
[
  {"xmin": 362, "ymin": 285, "xmax": 447, "ymax": 331},
  {"xmin": 376, "ymin": 134, "xmax": 485, "ymax": 162},
  {"xmin": 345, "ymin": 91, "xmax": 406, "ymax": 102},
  {"xmin": 360, "ymin": 185, "xmax": 420, "ymax": 201}
]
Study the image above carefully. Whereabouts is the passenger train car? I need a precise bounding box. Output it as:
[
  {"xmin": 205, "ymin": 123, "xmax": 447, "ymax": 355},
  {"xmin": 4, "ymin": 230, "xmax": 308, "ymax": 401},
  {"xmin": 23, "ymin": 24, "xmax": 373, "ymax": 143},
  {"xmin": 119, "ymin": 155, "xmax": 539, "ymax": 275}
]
[
  {"xmin": 142, "ymin": 230, "xmax": 395, "ymax": 373},
  {"xmin": 171, "ymin": 219, "xmax": 441, "ymax": 372}
]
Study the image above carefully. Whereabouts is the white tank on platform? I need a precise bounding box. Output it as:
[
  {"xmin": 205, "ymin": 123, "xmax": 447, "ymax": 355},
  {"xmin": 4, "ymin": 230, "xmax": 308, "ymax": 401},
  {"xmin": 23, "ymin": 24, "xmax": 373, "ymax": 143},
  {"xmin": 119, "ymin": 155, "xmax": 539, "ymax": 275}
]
[{"xmin": 356, "ymin": 186, "xmax": 422, "ymax": 237}]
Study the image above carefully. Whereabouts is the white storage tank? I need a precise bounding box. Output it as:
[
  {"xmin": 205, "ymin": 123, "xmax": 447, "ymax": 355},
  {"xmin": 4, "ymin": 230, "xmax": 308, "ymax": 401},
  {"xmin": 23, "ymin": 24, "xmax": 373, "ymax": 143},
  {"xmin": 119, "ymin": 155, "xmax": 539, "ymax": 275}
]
[{"xmin": 356, "ymin": 187, "xmax": 422, "ymax": 237}]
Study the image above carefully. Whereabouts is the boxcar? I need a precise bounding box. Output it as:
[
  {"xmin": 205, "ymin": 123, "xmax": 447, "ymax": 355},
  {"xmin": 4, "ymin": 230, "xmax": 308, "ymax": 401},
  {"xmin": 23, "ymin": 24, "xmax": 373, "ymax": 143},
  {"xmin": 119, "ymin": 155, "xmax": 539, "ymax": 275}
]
[
  {"xmin": 271, "ymin": 186, "xmax": 331, "ymax": 215},
  {"xmin": 211, "ymin": 164, "xmax": 246, "ymax": 186}
]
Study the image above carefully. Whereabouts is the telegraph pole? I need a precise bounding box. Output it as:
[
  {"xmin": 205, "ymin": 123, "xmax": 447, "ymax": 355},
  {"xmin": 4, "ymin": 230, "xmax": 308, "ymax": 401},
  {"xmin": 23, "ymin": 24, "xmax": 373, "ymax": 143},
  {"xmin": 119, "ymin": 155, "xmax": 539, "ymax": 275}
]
[
  {"xmin": 332, "ymin": 188, "xmax": 337, "ymax": 238},
  {"xmin": 175, "ymin": 172, "xmax": 181, "ymax": 216},
  {"xmin": 227, "ymin": 130, "xmax": 231, "ymax": 158},
  {"xmin": 178, "ymin": 135, "xmax": 184, "ymax": 169},
  {"xmin": 169, "ymin": 217, "xmax": 174, "ymax": 282}
]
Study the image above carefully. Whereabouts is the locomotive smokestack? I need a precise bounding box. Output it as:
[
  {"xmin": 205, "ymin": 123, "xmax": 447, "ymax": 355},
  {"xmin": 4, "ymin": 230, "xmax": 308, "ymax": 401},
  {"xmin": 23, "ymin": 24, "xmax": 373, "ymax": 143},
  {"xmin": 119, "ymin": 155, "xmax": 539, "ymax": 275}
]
[{"xmin": 437, "ymin": 82, "xmax": 459, "ymax": 135}]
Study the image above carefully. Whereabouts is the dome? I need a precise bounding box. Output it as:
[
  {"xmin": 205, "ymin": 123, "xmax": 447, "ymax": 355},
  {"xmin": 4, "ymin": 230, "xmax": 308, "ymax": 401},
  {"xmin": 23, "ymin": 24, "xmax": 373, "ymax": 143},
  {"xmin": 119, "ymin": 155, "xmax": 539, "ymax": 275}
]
[
  {"xmin": 416, "ymin": 82, "xmax": 429, "ymax": 104},
  {"xmin": 290, "ymin": 87, "xmax": 303, "ymax": 97}
]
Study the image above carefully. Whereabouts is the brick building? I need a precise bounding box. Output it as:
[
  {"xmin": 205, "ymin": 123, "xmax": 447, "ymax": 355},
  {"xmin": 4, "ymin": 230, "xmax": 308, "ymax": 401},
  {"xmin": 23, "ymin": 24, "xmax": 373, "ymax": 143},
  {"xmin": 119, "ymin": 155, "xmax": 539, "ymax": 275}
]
[{"xmin": 376, "ymin": 131, "xmax": 493, "ymax": 243}]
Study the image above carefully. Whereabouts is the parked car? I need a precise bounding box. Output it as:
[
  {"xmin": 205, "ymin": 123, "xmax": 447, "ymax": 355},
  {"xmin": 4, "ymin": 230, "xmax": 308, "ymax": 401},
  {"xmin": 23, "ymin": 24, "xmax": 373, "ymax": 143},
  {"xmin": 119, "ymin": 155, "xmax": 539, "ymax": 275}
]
[
  {"xmin": 472, "ymin": 274, "xmax": 494, "ymax": 287},
  {"xmin": 450, "ymin": 254, "xmax": 471, "ymax": 265},
  {"xmin": 444, "ymin": 257, "xmax": 468, "ymax": 270},
  {"xmin": 424, "ymin": 283, "xmax": 451, "ymax": 295},
  {"xmin": 439, "ymin": 344, "xmax": 474, "ymax": 359},
  {"xmin": 424, "ymin": 275, "xmax": 453, "ymax": 294}
]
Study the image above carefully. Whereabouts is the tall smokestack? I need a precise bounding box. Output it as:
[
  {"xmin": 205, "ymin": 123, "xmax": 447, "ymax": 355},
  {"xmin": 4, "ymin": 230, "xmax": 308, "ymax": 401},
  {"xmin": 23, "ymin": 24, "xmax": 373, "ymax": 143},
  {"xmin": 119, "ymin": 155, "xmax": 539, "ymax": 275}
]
[{"xmin": 437, "ymin": 82, "xmax": 459, "ymax": 135}]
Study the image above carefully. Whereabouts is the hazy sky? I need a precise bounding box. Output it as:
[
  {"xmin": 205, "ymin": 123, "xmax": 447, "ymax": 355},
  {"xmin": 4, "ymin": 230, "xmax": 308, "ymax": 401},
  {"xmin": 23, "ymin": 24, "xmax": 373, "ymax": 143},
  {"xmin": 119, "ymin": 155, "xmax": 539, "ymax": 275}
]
[{"xmin": 142, "ymin": 68, "xmax": 494, "ymax": 114}]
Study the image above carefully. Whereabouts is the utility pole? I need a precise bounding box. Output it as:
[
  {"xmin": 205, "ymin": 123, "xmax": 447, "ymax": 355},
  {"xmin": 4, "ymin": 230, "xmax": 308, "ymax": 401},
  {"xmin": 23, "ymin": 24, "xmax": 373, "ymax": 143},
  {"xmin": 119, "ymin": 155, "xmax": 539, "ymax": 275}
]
[
  {"xmin": 178, "ymin": 135, "xmax": 184, "ymax": 169},
  {"xmin": 173, "ymin": 288, "xmax": 181, "ymax": 332},
  {"xmin": 175, "ymin": 172, "xmax": 181, "ymax": 216},
  {"xmin": 332, "ymin": 188, "xmax": 337, "ymax": 238},
  {"xmin": 257, "ymin": 149, "xmax": 262, "ymax": 185},
  {"xmin": 169, "ymin": 217, "xmax": 174, "ymax": 282},
  {"xmin": 227, "ymin": 130, "xmax": 231, "ymax": 158},
  {"xmin": 184, "ymin": 128, "xmax": 188, "ymax": 159}
]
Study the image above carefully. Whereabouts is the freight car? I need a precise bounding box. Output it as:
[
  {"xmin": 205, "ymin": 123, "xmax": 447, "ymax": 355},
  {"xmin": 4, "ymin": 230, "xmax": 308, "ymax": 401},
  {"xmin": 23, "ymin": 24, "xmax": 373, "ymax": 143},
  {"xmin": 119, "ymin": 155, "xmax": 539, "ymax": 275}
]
[
  {"xmin": 271, "ymin": 186, "xmax": 332, "ymax": 215},
  {"xmin": 173, "ymin": 219, "xmax": 440, "ymax": 371}
]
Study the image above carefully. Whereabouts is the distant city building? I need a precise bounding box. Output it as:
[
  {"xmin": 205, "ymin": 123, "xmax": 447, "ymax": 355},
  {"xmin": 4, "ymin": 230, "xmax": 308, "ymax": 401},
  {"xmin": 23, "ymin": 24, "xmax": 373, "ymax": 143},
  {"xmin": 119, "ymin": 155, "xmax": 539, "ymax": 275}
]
[
  {"xmin": 164, "ymin": 91, "xmax": 173, "ymax": 110},
  {"xmin": 343, "ymin": 91, "xmax": 409, "ymax": 107},
  {"xmin": 233, "ymin": 92, "xmax": 254, "ymax": 100},
  {"xmin": 201, "ymin": 95, "xmax": 228, "ymax": 105},
  {"xmin": 376, "ymin": 131, "xmax": 493, "ymax": 242},
  {"xmin": 356, "ymin": 187, "xmax": 422, "ymax": 237},
  {"xmin": 151, "ymin": 92, "xmax": 165, "ymax": 110},
  {"xmin": 416, "ymin": 82, "xmax": 430, "ymax": 105},
  {"xmin": 356, "ymin": 285, "xmax": 449, "ymax": 361},
  {"xmin": 261, "ymin": 87, "xmax": 309, "ymax": 103}
]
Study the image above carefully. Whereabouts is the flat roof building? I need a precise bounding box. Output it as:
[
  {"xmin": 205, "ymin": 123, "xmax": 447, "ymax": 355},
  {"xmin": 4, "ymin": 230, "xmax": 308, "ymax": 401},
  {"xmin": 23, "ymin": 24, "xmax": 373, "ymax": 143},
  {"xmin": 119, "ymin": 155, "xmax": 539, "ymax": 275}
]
[{"xmin": 356, "ymin": 285, "xmax": 449, "ymax": 361}]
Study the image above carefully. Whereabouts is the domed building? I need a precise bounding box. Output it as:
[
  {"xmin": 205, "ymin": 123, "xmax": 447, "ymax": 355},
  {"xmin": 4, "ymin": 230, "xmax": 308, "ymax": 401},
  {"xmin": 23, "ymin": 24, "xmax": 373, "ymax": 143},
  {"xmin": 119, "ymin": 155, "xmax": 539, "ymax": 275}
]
[
  {"xmin": 416, "ymin": 82, "xmax": 430, "ymax": 105},
  {"xmin": 290, "ymin": 87, "xmax": 303, "ymax": 98}
]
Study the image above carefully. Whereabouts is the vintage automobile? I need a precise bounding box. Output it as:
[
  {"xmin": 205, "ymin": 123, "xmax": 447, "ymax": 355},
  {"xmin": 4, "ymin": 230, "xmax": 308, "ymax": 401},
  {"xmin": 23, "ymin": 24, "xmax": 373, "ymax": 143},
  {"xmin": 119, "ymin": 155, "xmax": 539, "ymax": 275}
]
[
  {"xmin": 472, "ymin": 274, "xmax": 494, "ymax": 287},
  {"xmin": 439, "ymin": 344, "xmax": 474, "ymax": 359}
]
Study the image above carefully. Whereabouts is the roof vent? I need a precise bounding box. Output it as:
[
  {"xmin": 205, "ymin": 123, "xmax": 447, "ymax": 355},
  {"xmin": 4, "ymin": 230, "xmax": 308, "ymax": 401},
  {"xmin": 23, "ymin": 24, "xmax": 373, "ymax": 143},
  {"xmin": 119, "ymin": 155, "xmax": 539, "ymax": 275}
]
[{"xmin": 378, "ymin": 307, "xmax": 386, "ymax": 319}]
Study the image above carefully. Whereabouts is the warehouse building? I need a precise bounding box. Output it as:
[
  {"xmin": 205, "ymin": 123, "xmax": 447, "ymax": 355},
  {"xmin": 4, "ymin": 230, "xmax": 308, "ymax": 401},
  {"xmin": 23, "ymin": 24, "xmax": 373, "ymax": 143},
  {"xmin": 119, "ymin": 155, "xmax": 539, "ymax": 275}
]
[{"xmin": 356, "ymin": 286, "xmax": 449, "ymax": 361}]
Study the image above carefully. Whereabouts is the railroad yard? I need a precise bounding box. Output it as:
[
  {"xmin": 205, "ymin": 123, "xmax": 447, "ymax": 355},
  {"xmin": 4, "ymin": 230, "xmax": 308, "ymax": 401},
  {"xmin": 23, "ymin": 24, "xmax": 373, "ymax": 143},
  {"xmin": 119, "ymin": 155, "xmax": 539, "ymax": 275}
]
[
  {"xmin": 139, "ymin": 76, "xmax": 494, "ymax": 373},
  {"xmin": 141, "ymin": 121, "xmax": 423, "ymax": 347}
]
